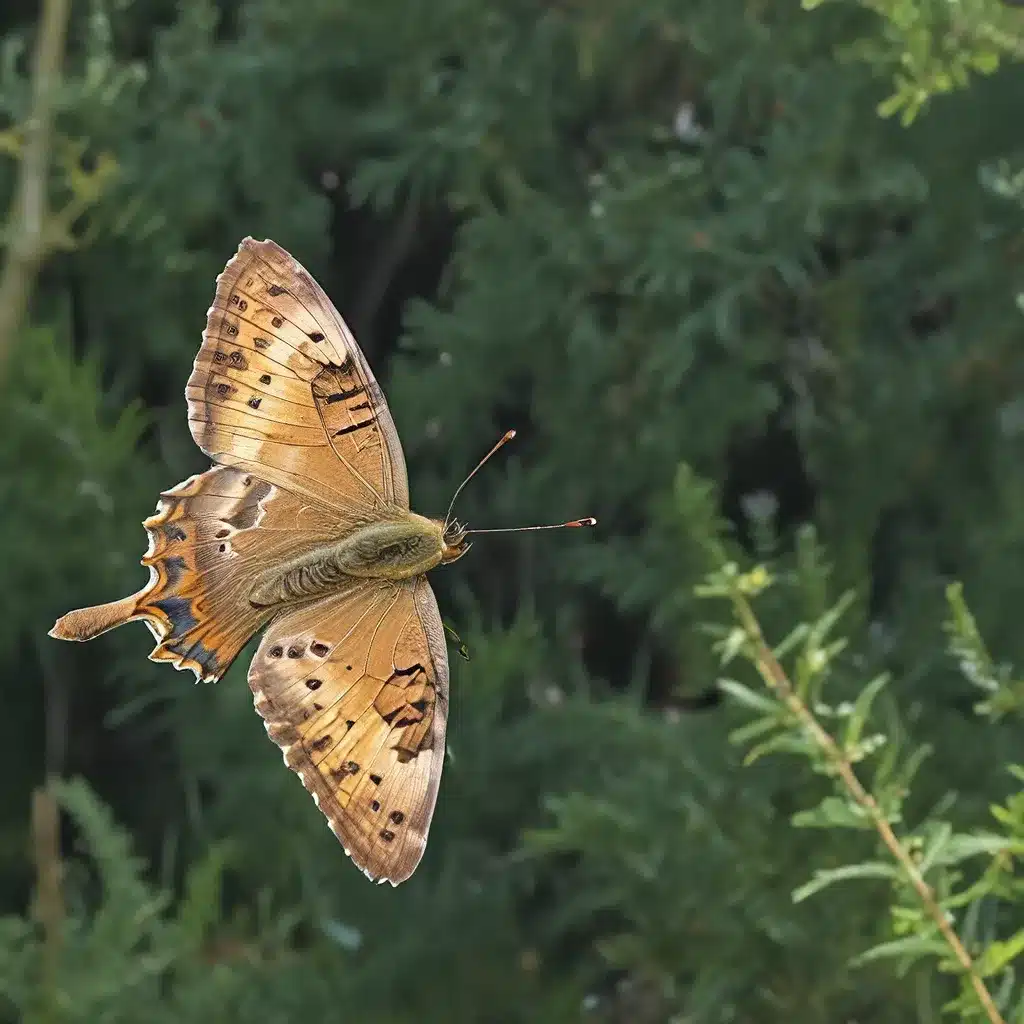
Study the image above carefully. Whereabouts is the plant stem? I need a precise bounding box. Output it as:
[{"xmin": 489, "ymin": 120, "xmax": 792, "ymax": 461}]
[
  {"xmin": 31, "ymin": 782, "xmax": 63, "ymax": 1022},
  {"xmin": 731, "ymin": 591, "xmax": 1007, "ymax": 1024},
  {"xmin": 0, "ymin": 0, "xmax": 72, "ymax": 377}
]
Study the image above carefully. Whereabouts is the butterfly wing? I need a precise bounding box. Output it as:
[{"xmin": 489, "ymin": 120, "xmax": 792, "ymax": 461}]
[
  {"xmin": 188, "ymin": 237, "xmax": 409, "ymax": 516},
  {"xmin": 50, "ymin": 464, "xmax": 344, "ymax": 680},
  {"xmin": 249, "ymin": 575, "xmax": 449, "ymax": 884}
]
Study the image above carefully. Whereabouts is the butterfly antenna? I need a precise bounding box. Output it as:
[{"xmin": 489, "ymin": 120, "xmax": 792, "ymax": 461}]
[
  {"xmin": 464, "ymin": 518, "xmax": 597, "ymax": 536},
  {"xmin": 444, "ymin": 429, "xmax": 517, "ymax": 529}
]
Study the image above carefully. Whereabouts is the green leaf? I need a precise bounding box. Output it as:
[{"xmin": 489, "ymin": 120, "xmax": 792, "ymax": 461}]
[
  {"xmin": 719, "ymin": 677, "xmax": 779, "ymax": 715},
  {"xmin": 915, "ymin": 821, "xmax": 952, "ymax": 876},
  {"xmin": 852, "ymin": 934, "xmax": 951, "ymax": 967},
  {"xmin": 972, "ymin": 51, "xmax": 1000, "ymax": 76},
  {"xmin": 843, "ymin": 672, "xmax": 890, "ymax": 752},
  {"xmin": 807, "ymin": 591, "xmax": 857, "ymax": 650},
  {"xmin": 793, "ymin": 862, "xmax": 897, "ymax": 903},
  {"xmin": 773, "ymin": 623, "xmax": 809, "ymax": 661},
  {"xmin": 792, "ymin": 796, "xmax": 873, "ymax": 831},
  {"xmin": 977, "ymin": 931, "xmax": 1024, "ymax": 977},
  {"xmin": 932, "ymin": 832, "xmax": 1016, "ymax": 866},
  {"xmin": 744, "ymin": 731, "xmax": 813, "ymax": 765},
  {"xmin": 729, "ymin": 714, "xmax": 783, "ymax": 746}
]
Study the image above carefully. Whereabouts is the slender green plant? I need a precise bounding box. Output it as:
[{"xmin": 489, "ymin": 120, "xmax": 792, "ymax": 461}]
[{"xmin": 695, "ymin": 476, "xmax": 1024, "ymax": 1022}]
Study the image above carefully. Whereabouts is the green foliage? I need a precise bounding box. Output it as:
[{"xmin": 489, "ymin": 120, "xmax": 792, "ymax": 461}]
[
  {"xmin": 694, "ymin": 528, "xmax": 1024, "ymax": 1020},
  {"xmin": 1, "ymin": 0, "xmax": 1024, "ymax": 1021},
  {"xmin": 802, "ymin": 0, "xmax": 1024, "ymax": 123}
]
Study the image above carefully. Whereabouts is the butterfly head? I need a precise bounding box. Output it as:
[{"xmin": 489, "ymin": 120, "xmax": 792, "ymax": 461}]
[{"xmin": 440, "ymin": 518, "xmax": 471, "ymax": 564}]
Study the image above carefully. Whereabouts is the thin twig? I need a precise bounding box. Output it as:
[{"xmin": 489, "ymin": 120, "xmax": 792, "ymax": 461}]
[
  {"xmin": 731, "ymin": 593, "xmax": 1007, "ymax": 1024},
  {"xmin": 0, "ymin": 0, "xmax": 72, "ymax": 377},
  {"xmin": 31, "ymin": 782, "xmax": 63, "ymax": 1020}
]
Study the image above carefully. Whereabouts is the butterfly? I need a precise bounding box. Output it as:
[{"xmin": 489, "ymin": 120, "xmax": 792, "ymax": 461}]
[{"xmin": 49, "ymin": 238, "xmax": 595, "ymax": 885}]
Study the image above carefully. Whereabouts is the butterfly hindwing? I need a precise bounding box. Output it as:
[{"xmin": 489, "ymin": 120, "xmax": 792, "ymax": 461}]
[
  {"xmin": 51, "ymin": 465, "xmax": 343, "ymax": 681},
  {"xmin": 250, "ymin": 576, "xmax": 449, "ymax": 884},
  {"xmin": 188, "ymin": 237, "xmax": 409, "ymax": 514}
]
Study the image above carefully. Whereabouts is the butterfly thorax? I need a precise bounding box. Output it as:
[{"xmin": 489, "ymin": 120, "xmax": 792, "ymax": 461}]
[{"xmin": 250, "ymin": 512, "xmax": 444, "ymax": 607}]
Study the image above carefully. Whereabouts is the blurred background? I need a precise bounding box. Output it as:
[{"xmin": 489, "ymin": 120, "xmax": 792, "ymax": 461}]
[{"xmin": 3, "ymin": 1, "xmax": 1024, "ymax": 1021}]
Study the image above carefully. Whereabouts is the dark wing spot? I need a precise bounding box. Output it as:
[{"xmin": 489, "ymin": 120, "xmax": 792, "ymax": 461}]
[
  {"xmin": 305, "ymin": 678, "xmax": 322, "ymax": 691},
  {"xmin": 389, "ymin": 810, "xmax": 404, "ymax": 825},
  {"xmin": 369, "ymin": 773, "xmax": 382, "ymax": 785},
  {"xmin": 342, "ymin": 760, "xmax": 360, "ymax": 774},
  {"xmin": 260, "ymin": 373, "xmax": 272, "ymax": 385},
  {"xmin": 218, "ymin": 543, "xmax": 227, "ymax": 553},
  {"xmin": 311, "ymin": 641, "xmax": 329, "ymax": 657},
  {"xmin": 379, "ymin": 829, "xmax": 395, "ymax": 842},
  {"xmin": 310, "ymin": 735, "xmax": 332, "ymax": 753},
  {"xmin": 287, "ymin": 645, "xmax": 304, "ymax": 658},
  {"xmin": 168, "ymin": 526, "xmax": 187, "ymax": 542},
  {"xmin": 254, "ymin": 337, "xmax": 270, "ymax": 350},
  {"xmin": 165, "ymin": 637, "xmax": 219, "ymax": 675},
  {"xmin": 162, "ymin": 556, "xmax": 187, "ymax": 587},
  {"xmin": 216, "ymin": 382, "xmax": 232, "ymax": 397},
  {"xmin": 268, "ymin": 645, "xmax": 284, "ymax": 658},
  {"xmin": 312, "ymin": 702, "xmax": 323, "ymax": 711},
  {"xmin": 151, "ymin": 596, "xmax": 199, "ymax": 635},
  {"xmin": 213, "ymin": 350, "xmax": 226, "ymax": 363},
  {"xmin": 247, "ymin": 397, "xmax": 261, "ymax": 409},
  {"xmin": 309, "ymin": 331, "xmax": 324, "ymax": 342},
  {"xmin": 371, "ymin": 800, "xmax": 381, "ymax": 812},
  {"xmin": 271, "ymin": 316, "xmax": 283, "ymax": 329},
  {"xmin": 345, "ymin": 720, "xmax": 355, "ymax": 731},
  {"xmin": 324, "ymin": 386, "xmax": 365, "ymax": 404},
  {"xmin": 267, "ymin": 284, "xmax": 287, "ymax": 296},
  {"xmin": 346, "ymin": 665, "xmax": 352, "ymax": 671}
]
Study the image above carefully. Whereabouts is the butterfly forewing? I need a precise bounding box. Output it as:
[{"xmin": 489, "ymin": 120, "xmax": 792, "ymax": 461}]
[
  {"xmin": 189, "ymin": 238, "xmax": 409, "ymax": 514},
  {"xmin": 249, "ymin": 577, "xmax": 449, "ymax": 884}
]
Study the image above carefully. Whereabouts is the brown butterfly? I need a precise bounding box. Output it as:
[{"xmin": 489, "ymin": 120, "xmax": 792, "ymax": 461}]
[{"xmin": 49, "ymin": 238, "xmax": 594, "ymax": 884}]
